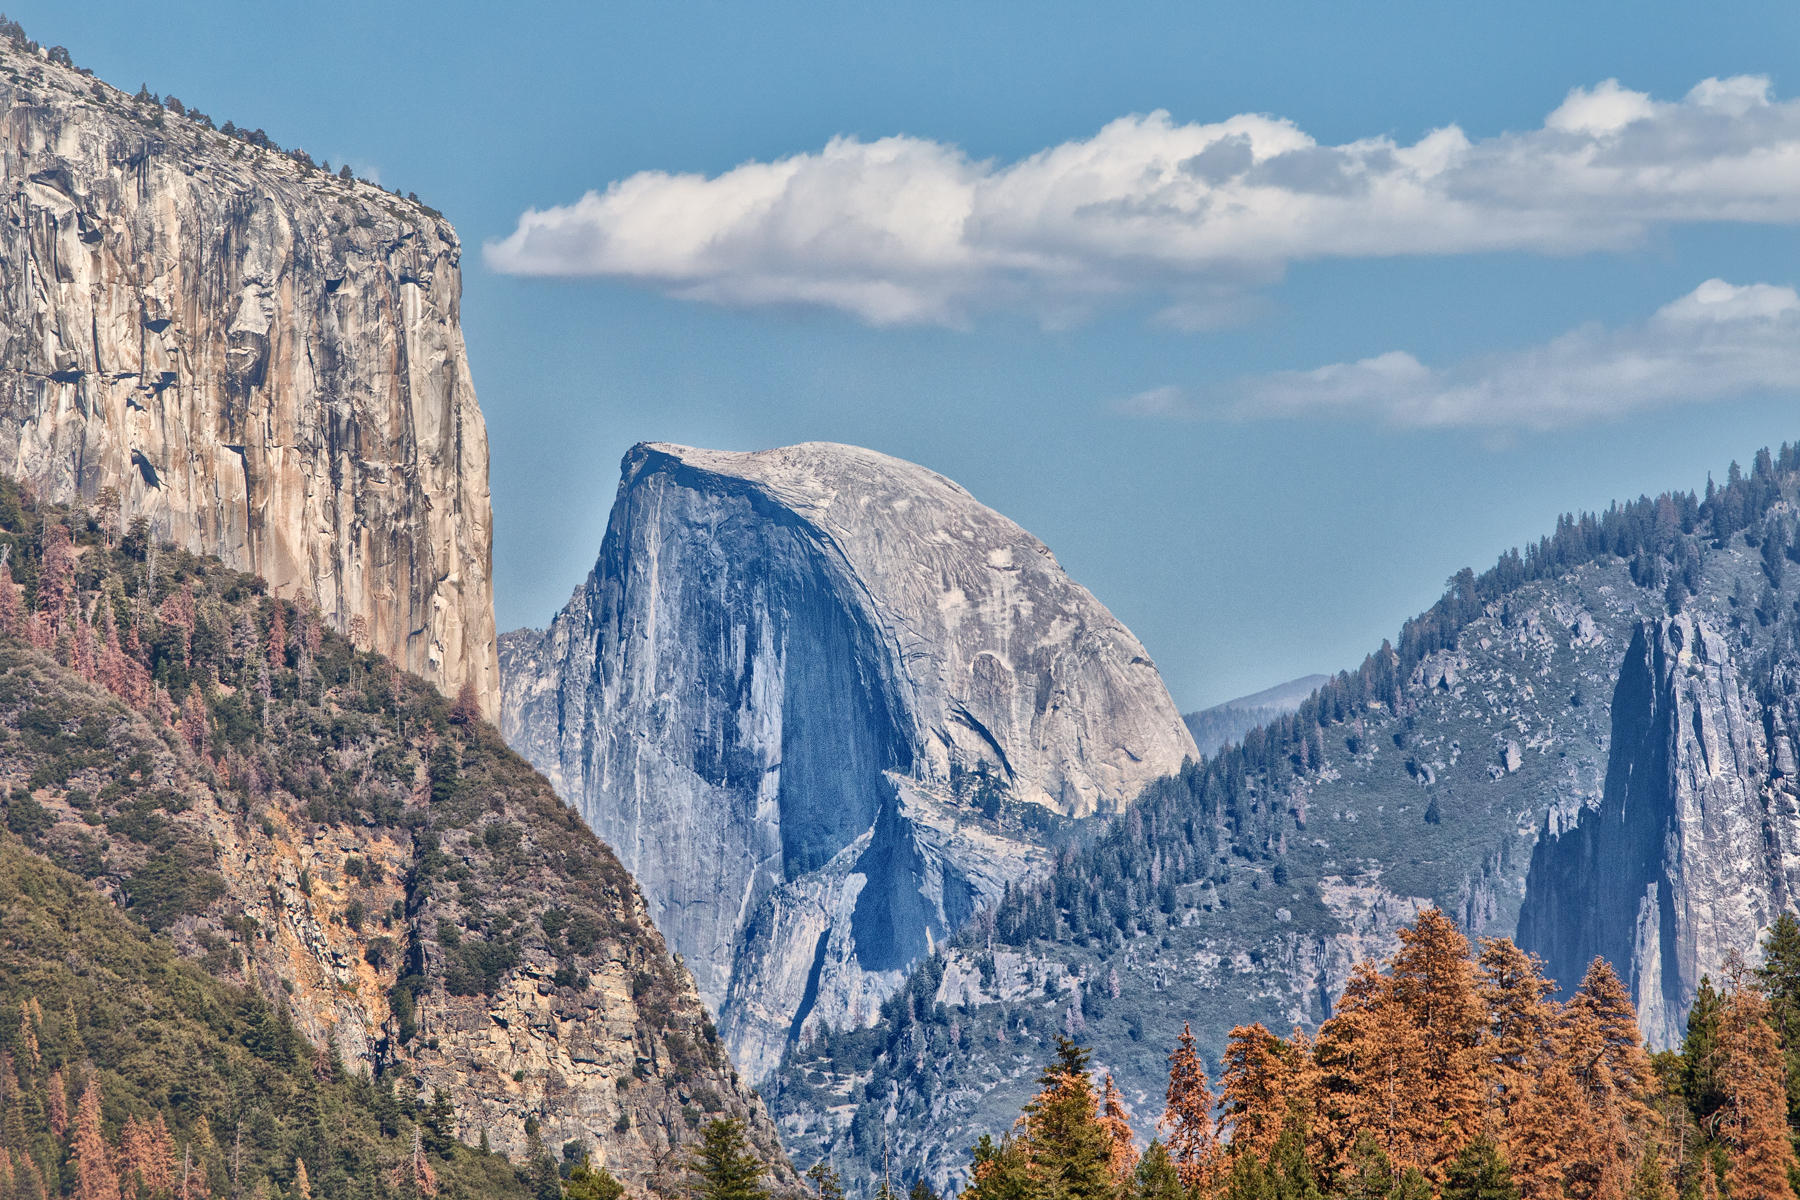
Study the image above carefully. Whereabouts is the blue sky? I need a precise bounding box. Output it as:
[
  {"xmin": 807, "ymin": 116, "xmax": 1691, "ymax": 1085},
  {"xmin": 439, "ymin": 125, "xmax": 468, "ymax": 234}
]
[{"xmin": 33, "ymin": 0, "xmax": 1800, "ymax": 707}]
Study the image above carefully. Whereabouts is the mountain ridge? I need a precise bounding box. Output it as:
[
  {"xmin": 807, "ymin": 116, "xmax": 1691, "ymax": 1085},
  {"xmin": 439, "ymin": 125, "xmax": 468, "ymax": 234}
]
[{"xmin": 501, "ymin": 439, "xmax": 1196, "ymax": 1080}]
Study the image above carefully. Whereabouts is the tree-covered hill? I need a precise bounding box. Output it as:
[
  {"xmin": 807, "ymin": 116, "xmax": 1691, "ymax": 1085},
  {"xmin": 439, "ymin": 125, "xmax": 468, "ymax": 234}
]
[{"xmin": 0, "ymin": 478, "xmax": 792, "ymax": 1197}]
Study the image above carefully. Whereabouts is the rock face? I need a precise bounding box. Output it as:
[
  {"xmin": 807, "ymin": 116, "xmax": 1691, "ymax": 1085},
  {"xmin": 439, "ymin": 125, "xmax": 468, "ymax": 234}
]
[
  {"xmin": 0, "ymin": 42, "xmax": 497, "ymax": 715},
  {"xmin": 1518, "ymin": 615, "xmax": 1800, "ymax": 1045},
  {"xmin": 0, "ymin": 495, "xmax": 790, "ymax": 1191},
  {"xmin": 501, "ymin": 441, "xmax": 1196, "ymax": 1076}
]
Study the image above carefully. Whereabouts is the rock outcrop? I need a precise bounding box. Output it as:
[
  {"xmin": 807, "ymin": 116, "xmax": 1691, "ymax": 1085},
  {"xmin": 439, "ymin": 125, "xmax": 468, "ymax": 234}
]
[
  {"xmin": 501, "ymin": 441, "xmax": 1196, "ymax": 1076},
  {"xmin": 0, "ymin": 41, "xmax": 497, "ymax": 715},
  {"xmin": 1518, "ymin": 615, "xmax": 1800, "ymax": 1045},
  {"xmin": 0, "ymin": 486, "xmax": 789, "ymax": 1190}
]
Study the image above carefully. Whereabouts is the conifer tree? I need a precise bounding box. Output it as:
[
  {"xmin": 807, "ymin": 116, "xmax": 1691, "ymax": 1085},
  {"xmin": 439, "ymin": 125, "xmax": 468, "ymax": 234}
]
[
  {"xmin": 1714, "ymin": 979, "xmax": 1794, "ymax": 1200},
  {"xmin": 565, "ymin": 1156, "xmax": 625, "ymax": 1200},
  {"xmin": 1628, "ymin": 1144, "xmax": 1674, "ymax": 1200},
  {"xmin": 1162, "ymin": 1023, "xmax": 1221, "ymax": 1192},
  {"xmin": 1315, "ymin": 963, "xmax": 1401, "ymax": 1172},
  {"xmin": 1476, "ymin": 940, "xmax": 1554, "ymax": 1119},
  {"xmin": 807, "ymin": 1161, "xmax": 846, "ymax": 1200},
  {"xmin": 1384, "ymin": 908, "xmax": 1485, "ymax": 1177},
  {"xmin": 1132, "ymin": 1142, "xmax": 1184, "ymax": 1200},
  {"xmin": 1754, "ymin": 912, "xmax": 1800, "ymax": 1124},
  {"xmin": 1099, "ymin": 1074, "xmax": 1139, "ymax": 1186},
  {"xmin": 1020, "ymin": 1039, "xmax": 1115, "ymax": 1200},
  {"xmin": 687, "ymin": 1118, "xmax": 767, "ymax": 1200},
  {"xmin": 1266, "ymin": 1121, "xmax": 1323, "ymax": 1200},
  {"xmin": 1340, "ymin": 1132, "xmax": 1393, "ymax": 1200},
  {"xmin": 72, "ymin": 1078, "xmax": 121, "ymax": 1200},
  {"xmin": 1220, "ymin": 1025, "xmax": 1293, "ymax": 1163},
  {"xmin": 1441, "ymin": 1138, "xmax": 1519, "ymax": 1200},
  {"xmin": 964, "ymin": 1135, "xmax": 1030, "ymax": 1200}
]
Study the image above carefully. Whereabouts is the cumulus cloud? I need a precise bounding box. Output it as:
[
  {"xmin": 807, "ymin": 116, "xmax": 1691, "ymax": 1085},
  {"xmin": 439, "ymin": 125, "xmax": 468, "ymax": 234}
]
[
  {"xmin": 488, "ymin": 78, "xmax": 1800, "ymax": 325},
  {"xmin": 1138, "ymin": 280, "xmax": 1800, "ymax": 431}
]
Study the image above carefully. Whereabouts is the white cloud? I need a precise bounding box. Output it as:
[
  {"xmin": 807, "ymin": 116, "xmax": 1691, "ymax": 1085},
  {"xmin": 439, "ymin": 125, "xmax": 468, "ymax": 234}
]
[
  {"xmin": 1178, "ymin": 279, "xmax": 1800, "ymax": 431},
  {"xmin": 488, "ymin": 78, "xmax": 1800, "ymax": 325}
]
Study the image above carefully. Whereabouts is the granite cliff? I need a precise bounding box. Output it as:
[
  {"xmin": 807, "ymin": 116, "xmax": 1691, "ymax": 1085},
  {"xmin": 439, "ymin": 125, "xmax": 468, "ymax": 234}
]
[
  {"xmin": 0, "ymin": 38, "xmax": 497, "ymax": 716},
  {"xmin": 1518, "ymin": 614, "xmax": 1800, "ymax": 1045},
  {"xmin": 500, "ymin": 441, "xmax": 1196, "ymax": 1077}
]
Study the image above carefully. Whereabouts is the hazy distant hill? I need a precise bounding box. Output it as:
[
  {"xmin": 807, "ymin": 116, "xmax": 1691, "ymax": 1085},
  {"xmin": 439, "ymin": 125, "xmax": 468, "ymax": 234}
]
[{"xmin": 1183, "ymin": 674, "xmax": 1332, "ymax": 756}]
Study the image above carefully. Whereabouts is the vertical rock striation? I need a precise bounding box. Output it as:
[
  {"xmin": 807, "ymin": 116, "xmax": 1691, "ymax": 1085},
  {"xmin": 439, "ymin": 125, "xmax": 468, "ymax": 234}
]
[
  {"xmin": 1518, "ymin": 615, "xmax": 1800, "ymax": 1045},
  {"xmin": 501, "ymin": 441, "xmax": 1196, "ymax": 1076},
  {"xmin": 0, "ymin": 43, "xmax": 497, "ymax": 714}
]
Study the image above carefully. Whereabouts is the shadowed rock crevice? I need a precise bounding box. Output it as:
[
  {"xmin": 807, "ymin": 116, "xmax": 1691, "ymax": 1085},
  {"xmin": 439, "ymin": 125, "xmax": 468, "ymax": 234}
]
[{"xmin": 1520, "ymin": 615, "xmax": 1799, "ymax": 1045}]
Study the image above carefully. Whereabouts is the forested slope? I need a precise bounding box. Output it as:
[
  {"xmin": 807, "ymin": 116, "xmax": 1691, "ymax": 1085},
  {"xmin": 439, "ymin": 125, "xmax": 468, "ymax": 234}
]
[
  {"xmin": 773, "ymin": 444, "xmax": 1800, "ymax": 1196},
  {"xmin": 0, "ymin": 478, "xmax": 792, "ymax": 1197}
]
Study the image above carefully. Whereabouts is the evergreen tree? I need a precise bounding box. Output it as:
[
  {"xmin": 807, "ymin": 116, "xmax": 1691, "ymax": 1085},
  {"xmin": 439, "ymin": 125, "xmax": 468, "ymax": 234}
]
[
  {"xmin": 1341, "ymin": 1132, "xmax": 1394, "ymax": 1200},
  {"xmin": 1099, "ymin": 1074, "xmax": 1138, "ymax": 1186},
  {"xmin": 1384, "ymin": 909, "xmax": 1485, "ymax": 1177},
  {"xmin": 564, "ymin": 1156, "xmax": 625, "ymax": 1200},
  {"xmin": 71, "ymin": 1078, "xmax": 121, "ymax": 1200},
  {"xmin": 1441, "ymin": 1139, "xmax": 1518, "ymax": 1200},
  {"xmin": 964, "ymin": 1135, "xmax": 1031, "ymax": 1200},
  {"xmin": 687, "ymin": 1118, "xmax": 766, "ymax": 1200},
  {"xmin": 807, "ymin": 1161, "xmax": 846, "ymax": 1200},
  {"xmin": 1754, "ymin": 912, "xmax": 1800, "ymax": 1126},
  {"xmin": 1629, "ymin": 1144, "xmax": 1675, "ymax": 1200},
  {"xmin": 1714, "ymin": 978, "xmax": 1795, "ymax": 1200},
  {"xmin": 1020, "ymin": 1039, "xmax": 1115, "ymax": 1200},
  {"xmin": 1131, "ymin": 1142, "xmax": 1184, "ymax": 1200},
  {"xmin": 1219, "ymin": 1025, "xmax": 1293, "ymax": 1163},
  {"xmin": 1162, "ymin": 1023, "xmax": 1221, "ymax": 1192},
  {"xmin": 1266, "ymin": 1121, "xmax": 1323, "ymax": 1200}
]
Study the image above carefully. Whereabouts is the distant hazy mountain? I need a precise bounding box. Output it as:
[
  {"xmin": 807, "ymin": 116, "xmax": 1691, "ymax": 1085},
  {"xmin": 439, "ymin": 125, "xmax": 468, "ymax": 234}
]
[{"xmin": 1183, "ymin": 674, "xmax": 1332, "ymax": 756}]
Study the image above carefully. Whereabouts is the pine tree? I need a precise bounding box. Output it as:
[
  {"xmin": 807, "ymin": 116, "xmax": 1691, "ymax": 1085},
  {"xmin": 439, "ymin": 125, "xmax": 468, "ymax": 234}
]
[
  {"xmin": 1266, "ymin": 1121, "xmax": 1323, "ymax": 1200},
  {"xmin": 1315, "ymin": 962, "xmax": 1399, "ymax": 1171},
  {"xmin": 1384, "ymin": 908, "xmax": 1485, "ymax": 1177},
  {"xmin": 1220, "ymin": 1025, "xmax": 1292, "ymax": 1163},
  {"xmin": 806, "ymin": 1161, "xmax": 846, "ymax": 1200},
  {"xmin": 1020, "ymin": 1039, "xmax": 1115, "ymax": 1200},
  {"xmin": 293, "ymin": 1157, "xmax": 312, "ymax": 1200},
  {"xmin": 1441, "ymin": 1138, "xmax": 1519, "ymax": 1200},
  {"xmin": 72, "ymin": 1079, "xmax": 121, "ymax": 1200},
  {"xmin": 1714, "ymin": 979, "xmax": 1795, "ymax": 1200},
  {"xmin": 1628, "ymin": 1144, "xmax": 1674, "ymax": 1200},
  {"xmin": 1340, "ymin": 1132, "xmax": 1393, "ymax": 1200},
  {"xmin": 687, "ymin": 1118, "xmax": 767, "ymax": 1200},
  {"xmin": 1162, "ymin": 1022, "xmax": 1222, "ymax": 1192},
  {"xmin": 1132, "ymin": 1142, "xmax": 1184, "ymax": 1200},
  {"xmin": 1682, "ymin": 978, "xmax": 1726, "ymax": 1121},
  {"xmin": 524, "ymin": 1125, "xmax": 562, "ymax": 1200},
  {"xmin": 1754, "ymin": 912, "xmax": 1800, "ymax": 1125},
  {"xmin": 1099, "ymin": 1074, "xmax": 1139, "ymax": 1186},
  {"xmin": 565, "ymin": 1156, "xmax": 625, "ymax": 1200},
  {"xmin": 964, "ymin": 1135, "xmax": 1031, "ymax": 1200},
  {"xmin": 119, "ymin": 1114, "xmax": 176, "ymax": 1199}
]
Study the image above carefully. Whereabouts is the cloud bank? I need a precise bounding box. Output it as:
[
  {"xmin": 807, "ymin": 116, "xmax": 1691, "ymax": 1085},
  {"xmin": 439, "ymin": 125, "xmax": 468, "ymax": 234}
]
[
  {"xmin": 488, "ymin": 78, "xmax": 1800, "ymax": 325},
  {"xmin": 1123, "ymin": 279, "xmax": 1800, "ymax": 431}
]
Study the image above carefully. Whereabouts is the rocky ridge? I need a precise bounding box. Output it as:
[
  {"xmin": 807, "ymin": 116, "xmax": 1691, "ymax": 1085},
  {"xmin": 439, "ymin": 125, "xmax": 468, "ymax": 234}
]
[
  {"xmin": 0, "ymin": 37, "xmax": 498, "ymax": 716},
  {"xmin": 772, "ymin": 450, "xmax": 1800, "ymax": 1197},
  {"xmin": 0, "ymin": 483, "xmax": 789, "ymax": 1193},
  {"xmin": 500, "ymin": 441, "xmax": 1196, "ymax": 1078},
  {"xmin": 1519, "ymin": 613, "xmax": 1800, "ymax": 1045}
]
